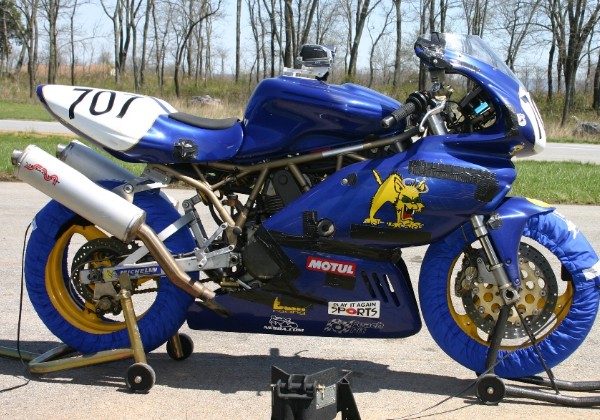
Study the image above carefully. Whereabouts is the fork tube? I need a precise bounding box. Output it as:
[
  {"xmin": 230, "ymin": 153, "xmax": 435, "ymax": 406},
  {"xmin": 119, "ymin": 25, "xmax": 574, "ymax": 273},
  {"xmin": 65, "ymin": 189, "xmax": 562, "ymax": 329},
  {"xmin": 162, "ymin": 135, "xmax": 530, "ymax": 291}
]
[{"xmin": 470, "ymin": 215, "xmax": 520, "ymax": 305}]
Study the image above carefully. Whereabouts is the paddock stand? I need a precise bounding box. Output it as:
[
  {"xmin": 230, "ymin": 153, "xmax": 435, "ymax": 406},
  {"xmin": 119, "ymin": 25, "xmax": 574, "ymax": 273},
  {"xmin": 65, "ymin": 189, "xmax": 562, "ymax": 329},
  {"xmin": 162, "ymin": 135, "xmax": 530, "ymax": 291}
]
[
  {"xmin": 0, "ymin": 276, "xmax": 193, "ymax": 393},
  {"xmin": 475, "ymin": 306, "xmax": 600, "ymax": 407},
  {"xmin": 271, "ymin": 366, "xmax": 361, "ymax": 420}
]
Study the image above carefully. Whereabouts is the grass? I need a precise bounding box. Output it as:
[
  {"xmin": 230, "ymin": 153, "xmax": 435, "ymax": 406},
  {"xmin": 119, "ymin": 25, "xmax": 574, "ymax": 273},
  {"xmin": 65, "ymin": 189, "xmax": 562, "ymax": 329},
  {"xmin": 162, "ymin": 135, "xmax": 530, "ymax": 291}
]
[
  {"xmin": 1, "ymin": 132, "xmax": 598, "ymax": 204},
  {"xmin": 512, "ymin": 161, "xmax": 600, "ymax": 204},
  {"xmin": 0, "ymin": 132, "xmax": 144, "ymax": 180},
  {"xmin": 0, "ymin": 100, "xmax": 54, "ymax": 121}
]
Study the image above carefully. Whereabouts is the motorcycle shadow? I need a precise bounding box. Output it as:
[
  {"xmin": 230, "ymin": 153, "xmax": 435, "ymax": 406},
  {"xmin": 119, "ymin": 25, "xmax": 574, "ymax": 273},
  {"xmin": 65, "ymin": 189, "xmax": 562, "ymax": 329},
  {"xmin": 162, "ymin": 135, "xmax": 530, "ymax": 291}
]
[{"xmin": 0, "ymin": 338, "xmax": 477, "ymax": 400}]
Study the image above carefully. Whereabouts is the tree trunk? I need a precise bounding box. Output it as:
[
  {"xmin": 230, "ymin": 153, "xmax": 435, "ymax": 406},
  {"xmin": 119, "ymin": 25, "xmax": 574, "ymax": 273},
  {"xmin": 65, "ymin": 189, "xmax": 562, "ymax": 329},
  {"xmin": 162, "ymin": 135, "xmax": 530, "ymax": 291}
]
[
  {"xmin": 593, "ymin": 48, "xmax": 600, "ymax": 112},
  {"xmin": 393, "ymin": 0, "xmax": 402, "ymax": 88},
  {"xmin": 140, "ymin": 0, "xmax": 153, "ymax": 87},
  {"xmin": 235, "ymin": 0, "xmax": 241, "ymax": 82},
  {"xmin": 283, "ymin": 0, "xmax": 294, "ymax": 68},
  {"xmin": 547, "ymin": 40, "xmax": 555, "ymax": 103},
  {"xmin": 348, "ymin": 0, "xmax": 372, "ymax": 78}
]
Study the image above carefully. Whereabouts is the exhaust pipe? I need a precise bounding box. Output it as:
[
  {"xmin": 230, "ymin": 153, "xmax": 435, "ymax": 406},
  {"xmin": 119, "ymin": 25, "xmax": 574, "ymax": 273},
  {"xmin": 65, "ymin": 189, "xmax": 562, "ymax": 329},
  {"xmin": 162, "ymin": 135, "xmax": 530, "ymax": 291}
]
[
  {"xmin": 12, "ymin": 145, "xmax": 215, "ymax": 301},
  {"xmin": 56, "ymin": 140, "xmax": 136, "ymax": 183}
]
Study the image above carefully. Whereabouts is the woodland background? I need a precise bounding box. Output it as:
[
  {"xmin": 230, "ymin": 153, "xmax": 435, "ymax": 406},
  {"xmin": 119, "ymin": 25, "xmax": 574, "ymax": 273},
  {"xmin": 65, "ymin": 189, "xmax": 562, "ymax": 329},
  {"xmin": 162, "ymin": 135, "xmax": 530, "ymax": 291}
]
[{"xmin": 1, "ymin": 0, "xmax": 600, "ymax": 128}]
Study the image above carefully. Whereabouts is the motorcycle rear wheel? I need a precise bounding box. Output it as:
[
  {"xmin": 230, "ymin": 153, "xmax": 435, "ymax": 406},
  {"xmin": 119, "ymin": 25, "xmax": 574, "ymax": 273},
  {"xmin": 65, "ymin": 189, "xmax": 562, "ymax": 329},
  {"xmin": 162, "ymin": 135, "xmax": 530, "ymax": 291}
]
[
  {"xmin": 419, "ymin": 211, "xmax": 599, "ymax": 378},
  {"xmin": 25, "ymin": 188, "xmax": 195, "ymax": 355}
]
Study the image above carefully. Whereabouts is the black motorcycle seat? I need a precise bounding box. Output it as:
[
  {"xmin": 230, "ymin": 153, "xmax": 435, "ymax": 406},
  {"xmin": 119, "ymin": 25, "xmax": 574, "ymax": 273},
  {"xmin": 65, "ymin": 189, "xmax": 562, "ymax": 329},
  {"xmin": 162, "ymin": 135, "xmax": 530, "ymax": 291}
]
[{"xmin": 168, "ymin": 112, "xmax": 239, "ymax": 130}]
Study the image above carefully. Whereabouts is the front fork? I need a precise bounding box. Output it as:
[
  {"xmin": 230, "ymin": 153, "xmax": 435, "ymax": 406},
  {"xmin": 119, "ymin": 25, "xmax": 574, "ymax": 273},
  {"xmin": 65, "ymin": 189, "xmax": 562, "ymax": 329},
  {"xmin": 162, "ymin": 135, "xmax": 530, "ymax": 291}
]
[{"xmin": 470, "ymin": 215, "xmax": 520, "ymax": 306}]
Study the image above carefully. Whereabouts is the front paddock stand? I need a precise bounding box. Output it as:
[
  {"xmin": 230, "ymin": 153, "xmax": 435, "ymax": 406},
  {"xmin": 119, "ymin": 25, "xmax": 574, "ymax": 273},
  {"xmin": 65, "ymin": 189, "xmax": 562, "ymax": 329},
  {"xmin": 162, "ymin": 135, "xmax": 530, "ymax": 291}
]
[
  {"xmin": 0, "ymin": 287, "xmax": 191, "ymax": 393},
  {"xmin": 476, "ymin": 374, "xmax": 600, "ymax": 407},
  {"xmin": 478, "ymin": 305, "xmax": 600, "ymax": 407}
]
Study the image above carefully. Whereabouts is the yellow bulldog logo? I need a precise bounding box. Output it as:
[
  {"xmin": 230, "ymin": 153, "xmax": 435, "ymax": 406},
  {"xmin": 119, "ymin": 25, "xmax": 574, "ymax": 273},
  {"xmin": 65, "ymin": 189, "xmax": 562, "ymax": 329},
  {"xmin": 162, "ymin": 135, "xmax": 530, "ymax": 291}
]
[{"xmin": 364, "ymin": 170, "xmax": 428, "ymax": 229}]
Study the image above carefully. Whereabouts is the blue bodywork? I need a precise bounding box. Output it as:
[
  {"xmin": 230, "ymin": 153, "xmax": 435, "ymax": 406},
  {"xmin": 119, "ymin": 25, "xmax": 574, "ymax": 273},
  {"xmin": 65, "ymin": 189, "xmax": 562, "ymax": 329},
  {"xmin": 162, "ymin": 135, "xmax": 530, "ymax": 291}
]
[
  {"xmin": 185, "ymin": 36, "xmax": 550, "ymax": 337},
  {"xmin": 36, "ymin": 34, "xmax": 554, "ymax": 339}
]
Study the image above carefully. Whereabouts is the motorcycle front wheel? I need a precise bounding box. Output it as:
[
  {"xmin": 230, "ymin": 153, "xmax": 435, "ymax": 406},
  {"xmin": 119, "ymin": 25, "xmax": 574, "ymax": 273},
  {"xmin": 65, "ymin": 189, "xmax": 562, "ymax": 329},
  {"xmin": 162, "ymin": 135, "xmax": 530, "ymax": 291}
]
[
  {"xmin": 25, "ymin": 187, "xmax": 195, "ymax": 355},
  {"xmin": 419, "ymin": 210, "xmax": 599, "ymax": 378}
]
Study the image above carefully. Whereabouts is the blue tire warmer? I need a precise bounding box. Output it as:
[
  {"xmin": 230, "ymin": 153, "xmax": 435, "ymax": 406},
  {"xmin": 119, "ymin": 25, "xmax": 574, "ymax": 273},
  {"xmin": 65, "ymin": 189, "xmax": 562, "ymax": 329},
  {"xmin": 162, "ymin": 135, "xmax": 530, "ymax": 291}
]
[
  {"xmin": 25, "ymin": 187, "xmax": 195, "ymax": 354},
  {"xmin": 419, "ymin": 210, "xmax": 600, "ymax": 379}
]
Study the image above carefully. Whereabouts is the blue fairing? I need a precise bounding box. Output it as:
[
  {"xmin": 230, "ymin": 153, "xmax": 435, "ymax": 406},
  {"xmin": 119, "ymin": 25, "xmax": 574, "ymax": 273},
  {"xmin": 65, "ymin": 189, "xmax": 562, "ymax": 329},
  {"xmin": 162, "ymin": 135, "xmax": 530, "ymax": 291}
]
[
  {"xmin": 237, "ymin": 76, "xmax": 404, "ymax": 160},
  {"xmin": 262, "ymin": 135, "xmax": 516, "ymax": 247},
  {"xmin": 187, "ymin": 250, "xmax": 422, "ymax": 338},
  {"xmin": 109, "ymin": 114, "xmax": 244, "ymax": 163}
]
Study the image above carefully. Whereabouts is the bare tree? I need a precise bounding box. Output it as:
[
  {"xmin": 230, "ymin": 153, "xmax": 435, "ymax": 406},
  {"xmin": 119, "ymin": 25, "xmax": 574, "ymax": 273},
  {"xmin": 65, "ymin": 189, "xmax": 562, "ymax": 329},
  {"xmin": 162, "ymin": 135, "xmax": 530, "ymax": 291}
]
[
  {"xmin": 40, "ymin": 0, "xmax": 66, "ymax": 84},
  {"xmin": 500, "ymin": 0, "xmax": 543, "ymax": 71},
  {"xmin": 68, "ymin": 0, "xmax": 79, "ymax": 85},
  {"xmin": 367, "ymin": 2, "xmax": 393, "ymax": 87},
  {"xmin": 462, "ymin": 0, "xmax": 489, "ymax": 36},
  {"xmin": 283, "ymin": 0, "xmax": 294, "ymax": 67},
  {"xmin": 100, "ymin": 0, "xmax": 143, "ymax": 85},
  {"xmin": 152, "ymin": 0, "xmax": 172, "ymax": 93},
  {"xmin": 546, "ymin": 0, "xmax": 600, "ymax": 125},
  {"xmin": 261, "ymin": 0, "xmax": 277, "ymax": 77},
  {"xmin": 12, "ymin": 0, "xmax": 39, "ymax": 97},
  {"xmin": 235, "ymin": 0, "xmax": 241, "ymax": 82},
  {"xmin": 139, "ymin": 0, "xmax": 154, "ymax": 88},
  {"xmin": 392, "ymin": 0, "xmax": 402, "ymax": 88},
  {"xmin": 170, "ymin": 0, "xmax": 222, "ymax": 97},
  {"xmin": 314, "ymin": 0, "xmax": 338, "ymax": 45},
  {"xmin": 593, "ymin": 45, "xmax": 600, "ymax": 112},
  {"xmin": 347, "ymin": 0, "xmax": 382, "ymax": 79}
]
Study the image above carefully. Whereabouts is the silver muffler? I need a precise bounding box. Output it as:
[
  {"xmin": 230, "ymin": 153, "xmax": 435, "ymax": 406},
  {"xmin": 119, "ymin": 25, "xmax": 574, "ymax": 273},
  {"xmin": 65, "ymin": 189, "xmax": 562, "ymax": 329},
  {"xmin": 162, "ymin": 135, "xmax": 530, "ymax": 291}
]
[
  {"xmin": 56, "ymin": 140, "xmax": 136, "ymax": 182},
  {"xmin": 12, "ymin": 145, "xmax": 214, "ymax": 300}
]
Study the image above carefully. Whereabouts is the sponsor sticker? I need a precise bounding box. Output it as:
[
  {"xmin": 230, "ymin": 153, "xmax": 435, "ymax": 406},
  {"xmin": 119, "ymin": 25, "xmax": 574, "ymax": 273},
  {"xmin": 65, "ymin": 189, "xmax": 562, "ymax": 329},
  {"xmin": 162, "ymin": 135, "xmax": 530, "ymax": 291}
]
[
  {"xmin": 102, "ymin": 266, "xmax": 162, "ymax": 281},
  {"xmin": 273, "ymin": 297, "xmax": 307, "ymax": 316},
  {"xmin": 24, "ymin": 163, "xmax": 60, "ymax": 186},
  {"xmin": 263, "ymin": 315, "xmax": 304, "ymax": 333},
  {"xmin": 327, "ymin": 301, "xmax": 380, "ymax": 319},
  {"xmin": 306, "ymin": 256, "xmax": 356, "ymax": 277},
  {"xmin": 324, "ymin": 319, "xmax": 384, "ymax": 335}
]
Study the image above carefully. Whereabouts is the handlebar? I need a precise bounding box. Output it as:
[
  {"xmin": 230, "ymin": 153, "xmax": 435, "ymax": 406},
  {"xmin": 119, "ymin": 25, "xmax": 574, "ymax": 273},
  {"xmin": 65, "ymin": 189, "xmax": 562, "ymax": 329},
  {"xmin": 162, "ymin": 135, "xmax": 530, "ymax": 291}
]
[
  {"xmin": 381, "ymin": 102, "xmax": 417, "ymax": 128},
  {"xmin": 381, "ymin": 91, "xmax": 430, "ymax": 128}
]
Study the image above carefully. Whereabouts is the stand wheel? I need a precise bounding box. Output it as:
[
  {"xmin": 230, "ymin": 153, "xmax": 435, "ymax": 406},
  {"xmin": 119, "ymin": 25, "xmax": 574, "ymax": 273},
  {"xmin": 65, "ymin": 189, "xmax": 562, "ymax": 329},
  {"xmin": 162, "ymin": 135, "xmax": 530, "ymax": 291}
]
[
  {"xmin": 476, "ymin": 374, "xmax": 505, "ymax": 405},
  {"xmin": 166, "ymin": 333, "xmax": 194, "ymax": 361},
  {"xmin": 126, "ymin": 362, "xmax": 156, "ymax": 393}
]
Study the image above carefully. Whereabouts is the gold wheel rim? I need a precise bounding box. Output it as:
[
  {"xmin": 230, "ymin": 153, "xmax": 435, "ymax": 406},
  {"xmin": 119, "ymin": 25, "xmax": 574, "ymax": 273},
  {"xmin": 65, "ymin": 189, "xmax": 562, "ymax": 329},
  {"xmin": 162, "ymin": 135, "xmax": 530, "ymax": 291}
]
[
  {"xmin": 447, "ymin": 254, "xmax": 574, "ymax": 349},
  {"xmin": 46, "ymin": 224, "xmax": 128, "ymax": 334}
]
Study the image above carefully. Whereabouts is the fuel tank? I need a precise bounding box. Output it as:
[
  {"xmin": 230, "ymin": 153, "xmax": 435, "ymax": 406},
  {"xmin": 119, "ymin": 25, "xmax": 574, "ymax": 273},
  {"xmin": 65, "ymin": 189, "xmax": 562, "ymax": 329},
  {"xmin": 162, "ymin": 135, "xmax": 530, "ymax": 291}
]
[{"xmin": 236, "ymin": 76, "xmax": 403, "ymax": 160}]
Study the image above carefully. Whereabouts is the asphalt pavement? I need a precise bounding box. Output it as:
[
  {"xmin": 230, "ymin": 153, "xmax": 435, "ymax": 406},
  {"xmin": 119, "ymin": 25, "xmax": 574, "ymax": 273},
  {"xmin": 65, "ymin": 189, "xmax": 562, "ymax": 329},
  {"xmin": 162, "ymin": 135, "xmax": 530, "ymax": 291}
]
[{"xmin": 1, "ymin": 183, "xmax": 600, "ymax": 419}]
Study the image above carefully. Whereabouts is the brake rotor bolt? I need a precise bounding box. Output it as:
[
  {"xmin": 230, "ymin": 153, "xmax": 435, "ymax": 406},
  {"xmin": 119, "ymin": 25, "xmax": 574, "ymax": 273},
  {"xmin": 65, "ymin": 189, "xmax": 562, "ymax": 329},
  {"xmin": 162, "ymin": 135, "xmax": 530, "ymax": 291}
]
[{"xmin": 478, "ymin": 306, "xmax": 485, "ymax": 314}]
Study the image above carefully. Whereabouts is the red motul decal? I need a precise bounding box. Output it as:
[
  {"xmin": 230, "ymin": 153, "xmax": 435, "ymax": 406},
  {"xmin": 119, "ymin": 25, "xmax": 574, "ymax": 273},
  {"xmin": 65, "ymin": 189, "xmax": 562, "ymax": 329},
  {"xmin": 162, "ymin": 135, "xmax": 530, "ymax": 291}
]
[
  {"xmin": 306, "ymin": 256, "xmax": 356, "ymax": 277},
  {"xmin": 24, "ymin": 163, "xmax": 60, "ymax": 186}
]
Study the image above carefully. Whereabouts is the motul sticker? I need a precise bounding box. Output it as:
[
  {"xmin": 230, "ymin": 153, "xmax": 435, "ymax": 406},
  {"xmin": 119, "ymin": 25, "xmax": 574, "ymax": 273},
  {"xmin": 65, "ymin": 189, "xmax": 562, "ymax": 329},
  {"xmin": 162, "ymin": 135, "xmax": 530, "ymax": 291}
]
[
  {"xmin": 328, "ymin": 301, "xmax": 380, "ymax": 319},
  {"xmin": 306, "ymin": 256, "xmax": 356, "ymax": 277}
]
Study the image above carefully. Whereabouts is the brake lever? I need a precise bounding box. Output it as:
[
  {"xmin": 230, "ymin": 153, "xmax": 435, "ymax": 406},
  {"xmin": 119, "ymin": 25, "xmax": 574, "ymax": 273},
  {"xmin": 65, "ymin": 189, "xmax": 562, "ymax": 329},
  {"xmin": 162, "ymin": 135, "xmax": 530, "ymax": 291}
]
[{"xmin": 418, "ymin": 99, "xmax": 447, "ymax": 133}]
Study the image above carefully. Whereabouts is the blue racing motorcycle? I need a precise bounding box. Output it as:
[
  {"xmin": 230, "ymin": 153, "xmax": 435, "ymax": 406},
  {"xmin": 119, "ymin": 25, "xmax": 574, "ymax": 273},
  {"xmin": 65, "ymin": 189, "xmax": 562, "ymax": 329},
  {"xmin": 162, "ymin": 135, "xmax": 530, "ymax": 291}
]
[{"xmin": 11, "ymin": 33, "xmax": 600, "ymax": 398}]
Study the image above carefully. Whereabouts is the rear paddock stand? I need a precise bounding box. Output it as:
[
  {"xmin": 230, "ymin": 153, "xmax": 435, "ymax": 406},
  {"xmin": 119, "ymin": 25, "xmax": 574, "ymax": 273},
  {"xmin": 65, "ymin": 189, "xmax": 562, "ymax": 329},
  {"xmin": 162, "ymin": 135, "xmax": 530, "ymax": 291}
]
[
  {"xmin": 477, "ymin": 305, "xmax": 600, "ymax": 407},
  {"xmin": 0, "ymin": 288, "xmax": 193, "ymax": 393}
]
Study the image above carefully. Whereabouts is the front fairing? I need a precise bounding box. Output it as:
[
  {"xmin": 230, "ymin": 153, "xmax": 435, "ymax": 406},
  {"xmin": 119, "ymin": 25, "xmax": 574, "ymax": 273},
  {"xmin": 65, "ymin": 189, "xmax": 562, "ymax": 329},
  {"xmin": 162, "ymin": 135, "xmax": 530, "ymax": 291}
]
[{"xmin": 415, "ymin": 33, "xmax": 546, "ymax": 157}]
